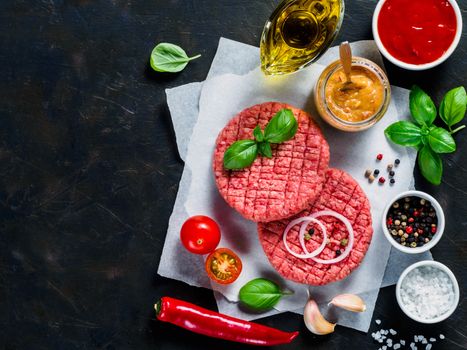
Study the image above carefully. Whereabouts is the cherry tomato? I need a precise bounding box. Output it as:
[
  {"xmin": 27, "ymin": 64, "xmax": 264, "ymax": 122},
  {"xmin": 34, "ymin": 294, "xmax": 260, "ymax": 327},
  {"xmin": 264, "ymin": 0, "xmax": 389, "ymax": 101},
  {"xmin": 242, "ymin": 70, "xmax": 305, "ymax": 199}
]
[
  {"xmin": 180, "ymin": 216, "xmax": 221, "ymax": 255},
  {"xmin": 205, "ymin": 248, "xmax": 242, "ymax": 284}
]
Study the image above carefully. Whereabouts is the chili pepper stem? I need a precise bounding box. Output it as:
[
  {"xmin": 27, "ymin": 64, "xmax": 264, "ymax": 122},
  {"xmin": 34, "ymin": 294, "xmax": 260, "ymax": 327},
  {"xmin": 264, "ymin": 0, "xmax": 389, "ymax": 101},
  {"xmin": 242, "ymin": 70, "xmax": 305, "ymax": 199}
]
[
  {"xmin": 449, "ymin": 125, "xmax": 465, "ymax": 134},
  {"xmin": 154, "ymin": 300, "xmax": 162, "ymax": 316}
]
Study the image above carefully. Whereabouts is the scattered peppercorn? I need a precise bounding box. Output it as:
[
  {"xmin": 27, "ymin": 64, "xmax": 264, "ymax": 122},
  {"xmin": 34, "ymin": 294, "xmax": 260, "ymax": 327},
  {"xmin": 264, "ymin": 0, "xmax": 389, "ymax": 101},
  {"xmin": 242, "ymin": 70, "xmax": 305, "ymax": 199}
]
[
  {"xmin": 386, "ymin": 196, "xmax": 438, "ymax": 248},
  {"xmin": 365, "ymin": 169, "xmax": 372, "ymax": 178},
  {"xmin": 389, "ymin": 178, "xmax": 395, "ymax": 185},
  {"xmin": 377, "ymin": 154, "xmax": 383, "ymax": 160},
  {"xmin": 379, "ymin": 177, "xmax": 386, "ymax": 184},
  {"xmin": 304, "ymin": 233, "xmax": 312, "ymax": 241},
  {"xmin": 340, "ymin": 238, "xmax": 348, "ymax": 246},
  {"xmin": 389, "ymin": 170, "xmax": 395, "ymax": 177},
  {"xmin": 308, "ymin": 228, "xmax": 315, "ymax": 236},
  {"xmin": 395, "ymin": 158, "xmax": 400, "ymax": 165},
  {"xmin": 374, "ymin": 169, "xmax": 380, "ymax": 176},
  {"xmin": 335, "ymin": 250, "xmax": 341, "ymax": 256},
  {"xmin": 387, "ymin": 163, "xmax": 393, "ymax": 171},
  {"xmin": 369, "ymin": 174, "xmax": 375, "ymax": 183}
]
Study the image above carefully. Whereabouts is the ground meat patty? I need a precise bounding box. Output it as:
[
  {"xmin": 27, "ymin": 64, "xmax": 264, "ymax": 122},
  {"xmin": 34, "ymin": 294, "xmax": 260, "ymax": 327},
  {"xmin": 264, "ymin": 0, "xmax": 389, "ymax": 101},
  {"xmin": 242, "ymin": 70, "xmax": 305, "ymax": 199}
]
[
  {"xmin": 258, "ymin": 168, "xmax": 373, "ymax": 285},
  {"xmin": 213, "ymin": 102, "xmax": 330, "ymax": 222}
]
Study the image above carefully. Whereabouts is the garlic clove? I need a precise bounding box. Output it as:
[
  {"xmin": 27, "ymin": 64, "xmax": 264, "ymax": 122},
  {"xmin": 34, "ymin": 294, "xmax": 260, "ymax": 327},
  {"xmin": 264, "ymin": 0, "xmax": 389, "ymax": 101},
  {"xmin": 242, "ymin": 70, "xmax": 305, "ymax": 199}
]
[
  {"xmin": 329, "ymin": 294, "xmax": 366, "ymax": 313},
  {"xmin": 303, "ymin": 299, "xmax": 336, "ymax": 335}
]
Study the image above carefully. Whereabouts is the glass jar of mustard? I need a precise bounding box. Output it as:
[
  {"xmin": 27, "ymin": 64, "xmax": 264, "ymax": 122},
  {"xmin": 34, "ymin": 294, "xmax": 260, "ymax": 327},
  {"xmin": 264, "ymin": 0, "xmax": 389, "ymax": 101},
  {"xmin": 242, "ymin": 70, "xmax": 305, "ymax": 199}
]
[{"xmin": 314, "ymin": 57, "xmax": 391, "ymax": 131}]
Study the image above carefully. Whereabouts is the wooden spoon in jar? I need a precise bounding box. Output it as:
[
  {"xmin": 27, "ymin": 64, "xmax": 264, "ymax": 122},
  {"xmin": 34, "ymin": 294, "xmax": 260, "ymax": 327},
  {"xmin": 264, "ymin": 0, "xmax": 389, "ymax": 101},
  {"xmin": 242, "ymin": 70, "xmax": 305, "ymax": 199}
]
[{"xmin": 339, "ymin": 41, "xmax": 356, "ymax": 91}]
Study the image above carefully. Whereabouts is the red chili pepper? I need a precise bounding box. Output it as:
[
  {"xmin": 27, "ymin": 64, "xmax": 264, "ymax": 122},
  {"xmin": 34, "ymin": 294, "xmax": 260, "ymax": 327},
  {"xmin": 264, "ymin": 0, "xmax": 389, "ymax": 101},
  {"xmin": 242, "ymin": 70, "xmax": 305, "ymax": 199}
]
[{"xmin": 155, "ymin": 297, "xmax": 299, "ymax": 346}]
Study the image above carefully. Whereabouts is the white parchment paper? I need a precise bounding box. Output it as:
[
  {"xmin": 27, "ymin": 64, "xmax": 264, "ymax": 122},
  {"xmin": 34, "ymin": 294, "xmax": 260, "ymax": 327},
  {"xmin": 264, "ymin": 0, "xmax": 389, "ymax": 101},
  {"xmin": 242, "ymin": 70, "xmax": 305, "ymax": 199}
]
[{"xmin": 159, "ymin": 38, "xmax": 432, "ymax": 332}]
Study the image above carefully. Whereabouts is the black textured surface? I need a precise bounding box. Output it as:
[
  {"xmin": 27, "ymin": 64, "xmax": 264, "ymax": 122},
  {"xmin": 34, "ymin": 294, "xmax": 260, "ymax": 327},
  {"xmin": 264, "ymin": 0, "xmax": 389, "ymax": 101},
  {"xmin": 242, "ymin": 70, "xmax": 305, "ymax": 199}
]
[{"xmin": 1, "ymin": 1, "xmax": 466, "ymax": 349}]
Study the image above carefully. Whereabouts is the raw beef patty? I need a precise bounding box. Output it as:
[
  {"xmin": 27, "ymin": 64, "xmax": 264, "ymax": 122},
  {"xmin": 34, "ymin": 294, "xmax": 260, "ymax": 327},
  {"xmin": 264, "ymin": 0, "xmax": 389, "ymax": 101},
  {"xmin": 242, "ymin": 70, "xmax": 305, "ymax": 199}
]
[
  {"xmin": 258, "ymin": 168, "xmax": 373, "ymax": 285},
  {"xmin": 213, "ymin": 102, "xmax": 330, "ymax": 222}
]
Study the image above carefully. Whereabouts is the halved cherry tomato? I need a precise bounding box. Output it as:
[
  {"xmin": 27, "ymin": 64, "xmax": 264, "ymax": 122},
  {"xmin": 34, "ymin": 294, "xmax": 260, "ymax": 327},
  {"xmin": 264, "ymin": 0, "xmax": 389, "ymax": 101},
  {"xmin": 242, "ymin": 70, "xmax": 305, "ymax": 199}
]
[
  {"xmin": 205, "ymin": 248, "xmax": 242, "ymax": 284},
  {"xmin": 180, "ymin": 216, "xmax": 221, "ymax": 255}
]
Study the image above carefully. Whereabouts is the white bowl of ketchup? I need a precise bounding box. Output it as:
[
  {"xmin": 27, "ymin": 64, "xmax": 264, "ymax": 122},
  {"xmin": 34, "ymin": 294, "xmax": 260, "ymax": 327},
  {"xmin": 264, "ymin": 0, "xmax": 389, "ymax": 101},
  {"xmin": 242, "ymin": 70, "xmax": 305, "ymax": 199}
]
[{"xmin": 372, "ymin": 0, "xmax": 462, "ymax": 70}]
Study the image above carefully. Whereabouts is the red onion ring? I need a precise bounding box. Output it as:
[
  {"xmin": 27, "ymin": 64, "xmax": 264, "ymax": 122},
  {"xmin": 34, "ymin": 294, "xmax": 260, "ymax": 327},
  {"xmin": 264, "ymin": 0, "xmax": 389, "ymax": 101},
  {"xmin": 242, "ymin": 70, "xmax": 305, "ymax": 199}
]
[{"xmin": 282, "ymin": 217, "xmax": 327, "ymax": 259}]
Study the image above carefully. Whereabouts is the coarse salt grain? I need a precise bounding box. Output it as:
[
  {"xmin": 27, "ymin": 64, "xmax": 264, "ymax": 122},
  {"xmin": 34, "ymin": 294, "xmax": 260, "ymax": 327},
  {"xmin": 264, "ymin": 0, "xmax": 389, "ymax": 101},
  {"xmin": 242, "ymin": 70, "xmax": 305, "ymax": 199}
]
[
  {"xmin": 394, "ymin": 344, "xmax": 401, "ymax": 349},
  {"xmin": 389, "ymin": 329, "xmax": 397, "ymax": 335},
  {"xmin": 429, "ymin": 338, "xmax": 436, "ymax": 342},
  {"xmin": 400, "ymin": 266, "xmax": 455, "ymax": 320},
  {"xmin": 440, "ymin": 334, "xmax": 445, "ymax": 339},
  {"xmin": 426, "ymin": 344, "xmax": 432, "ymax": 350},
  {"xmin": 376, "ymin": 319, "xmax": 382, "ymax": 325}
]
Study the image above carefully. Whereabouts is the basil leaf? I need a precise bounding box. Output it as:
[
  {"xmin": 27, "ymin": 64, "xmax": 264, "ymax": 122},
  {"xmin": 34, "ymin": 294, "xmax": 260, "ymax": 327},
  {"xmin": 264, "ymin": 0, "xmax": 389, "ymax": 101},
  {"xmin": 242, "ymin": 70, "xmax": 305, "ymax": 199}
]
[
  {"xmin": 253, "ymin": 125, "xmax": 264, "ymax": 142},
  {"xmin": 428, "ymin": 127, "xmax": 456, "ymax": 153},
  {"xmin": 384, "ymin": 121, "xmax": 422, "ymax": 147},
  {"xmin": 264, "ymin": 109, "xmax": 298, "ymax": 143},
  {"xmin": 223, "ymin": 140, "xmax": 258, "ymax": 170},
  {"xmin": 239, "ymin": 278, "xmax": 286, "ymax": 311},
  {"xmin": 410, "ymin": 85, "xmax": 437, "ymax": 126},
  {"xmin": 439, "ymin": 86, "xmax": 467, "ymax": 127},
  {"xmin": 418, "ymin": 145, "xmax": 443, "ymax": 185},
  {"xmin": 150, "ymin": 43, "xmax": 201, "ymax": 73},
  {"xmin": 258, "ymin": 142, "xmax": 272, "ymax": 158}
]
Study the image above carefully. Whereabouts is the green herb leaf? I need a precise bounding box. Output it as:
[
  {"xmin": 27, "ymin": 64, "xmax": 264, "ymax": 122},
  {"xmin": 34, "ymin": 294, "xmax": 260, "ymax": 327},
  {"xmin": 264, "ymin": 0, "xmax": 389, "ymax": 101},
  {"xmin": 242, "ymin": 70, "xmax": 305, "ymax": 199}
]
[
  {"xmin": 239, "ymin": 278, "xmax": 291, "ymax": 311},
  {"xmin": 384, "ymin": 121, "xmax": 422, "ymax": 147},
  {"xmin": 253, "ymin": 125, "xmax": 264, "ymax": 142},
  {"xmin": 258, "ymin": 142, "xmax": 272, "ymax": 158},
  {"xmin": 428, "ymin": 127, "xmax": 456, "ymax": 153},
  {"xmin": 418, "ymin": 145, "xmax": 443, "ymax": 185},
  {"xmin": 150, "ymin": 43, "xmax": 201, "ymax": 73},
  {"xmin": 439, "ymin": 86, "xmax": 467, "ymax": 128},
  {"xmin": 410, "ymin": 85, "xmax": 437, "ymax": 126},
  {"xmin": 264, "ymin": 109, "xmax": 298, "ymax": 143},
  {"xmin": 223, "ymin": 140, "xmax": 258, "ymax": 170}
]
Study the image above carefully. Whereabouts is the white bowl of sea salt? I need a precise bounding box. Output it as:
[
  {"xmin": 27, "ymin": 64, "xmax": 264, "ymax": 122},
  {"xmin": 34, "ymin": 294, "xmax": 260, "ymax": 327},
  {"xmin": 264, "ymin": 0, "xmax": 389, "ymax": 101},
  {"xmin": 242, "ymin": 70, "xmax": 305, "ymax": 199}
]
[{"xmin": 396, "ymin": 261, "xmax": 460, "ymax": 323}]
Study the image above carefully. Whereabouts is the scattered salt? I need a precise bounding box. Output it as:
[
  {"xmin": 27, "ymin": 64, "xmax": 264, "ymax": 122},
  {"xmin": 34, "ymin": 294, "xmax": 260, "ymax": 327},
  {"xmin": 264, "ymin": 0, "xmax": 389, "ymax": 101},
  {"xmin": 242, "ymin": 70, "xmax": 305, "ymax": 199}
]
[
  {"xmin": 421, "ymin": 339, "xmax": 428, "ymax": 344},
  {"xmin": 376, "ymin": 319, "xmax": 382, "ymax": 325},
  {"xmin": 429, "ymin": 338, "xmax": 436, "ymax": 342},
  {"xmin": 440, "ymin": 334, "xmax": 445, "ymax": 339},
  {"xmin": 400, "ymin": 340, "xmax": 405, "ymax": 346},
  {"xmin": 400, "ymin": 266, "xmax": 455, "ymax": 320},
  {"xmin": 426, "ymin": 344, "xmax": 432, "ymax": 350},
  {"xmin": 382, "ymin": 346, "xmax": 387, "ymax": 350},
  {"xmin": 393, "ymin": 344, "xmax": 401, "ymax": 350},
  {"xmin": 389, "ymin": 329, "xmax": 397, "ymax": 335}
]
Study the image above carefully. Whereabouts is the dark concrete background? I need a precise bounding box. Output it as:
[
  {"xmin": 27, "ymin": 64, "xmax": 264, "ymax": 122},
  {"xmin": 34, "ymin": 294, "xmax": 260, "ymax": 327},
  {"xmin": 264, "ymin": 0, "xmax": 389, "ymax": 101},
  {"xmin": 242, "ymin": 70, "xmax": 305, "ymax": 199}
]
[{"xmin": 0, "ymin": 0, "xmax": 466, "ymax": 349}]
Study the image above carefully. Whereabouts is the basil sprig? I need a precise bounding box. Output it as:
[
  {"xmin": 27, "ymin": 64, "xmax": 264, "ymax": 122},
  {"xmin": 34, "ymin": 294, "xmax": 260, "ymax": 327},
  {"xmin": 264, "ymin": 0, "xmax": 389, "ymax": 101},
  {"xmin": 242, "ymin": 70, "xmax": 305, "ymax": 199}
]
[
  {"xmin": 150, "ymin": 43, "xmax": 201, "ymax": 73},
  {"xmin": 239, "ymin": 278, "xmax": 293, "ymax": 311},
  {"xmin": 223, "ymin": 108, "xmax": 298, "ymax": 170},
  {"xmin": 385, "ymin": 85, "xmax": 466, "ymax": 185}
]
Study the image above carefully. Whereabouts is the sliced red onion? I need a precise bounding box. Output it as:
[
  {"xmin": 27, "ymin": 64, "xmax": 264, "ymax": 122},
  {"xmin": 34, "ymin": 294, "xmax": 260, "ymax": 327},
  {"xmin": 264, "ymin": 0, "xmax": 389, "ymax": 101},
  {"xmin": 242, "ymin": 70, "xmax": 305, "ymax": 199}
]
[
  {"xmin": 283, "ymin": 217, "xmax": 327, "ymax": 259},
  {"xmin": 302, "ymin": 210, "xmax": 354, "ymax": 265}
]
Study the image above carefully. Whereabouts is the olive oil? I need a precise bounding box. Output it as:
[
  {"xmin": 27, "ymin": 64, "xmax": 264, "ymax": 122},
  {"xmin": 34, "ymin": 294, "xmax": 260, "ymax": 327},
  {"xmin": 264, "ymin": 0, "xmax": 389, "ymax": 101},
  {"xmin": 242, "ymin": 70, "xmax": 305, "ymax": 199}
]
[{"xmin": 260, "ymin": 0, "xmax": 344, "ymax": 75}]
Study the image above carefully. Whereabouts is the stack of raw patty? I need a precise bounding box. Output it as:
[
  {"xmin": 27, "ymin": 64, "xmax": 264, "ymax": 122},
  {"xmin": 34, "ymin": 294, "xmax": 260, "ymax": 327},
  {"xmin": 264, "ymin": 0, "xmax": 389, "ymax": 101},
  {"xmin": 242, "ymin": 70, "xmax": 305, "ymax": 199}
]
[{"xmin": 213, "ymin": 102, "xmax": 373, "ymax": 285}]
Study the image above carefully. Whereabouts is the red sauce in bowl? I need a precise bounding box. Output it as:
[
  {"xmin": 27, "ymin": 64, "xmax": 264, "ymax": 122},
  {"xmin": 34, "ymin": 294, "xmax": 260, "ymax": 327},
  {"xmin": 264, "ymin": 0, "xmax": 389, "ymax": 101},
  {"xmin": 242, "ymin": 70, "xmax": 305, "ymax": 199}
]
[{"xmin": 377, "ymin": 0, "xmax": 457, "ymax": 65}]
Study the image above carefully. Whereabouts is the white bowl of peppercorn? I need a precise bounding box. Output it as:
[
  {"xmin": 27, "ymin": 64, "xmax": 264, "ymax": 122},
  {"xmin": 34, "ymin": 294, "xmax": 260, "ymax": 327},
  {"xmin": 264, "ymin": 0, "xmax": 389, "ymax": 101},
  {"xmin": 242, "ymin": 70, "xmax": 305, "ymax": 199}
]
[{"xmin": 382, "ymin": 191, "xmax": 445, "ymax": 254}]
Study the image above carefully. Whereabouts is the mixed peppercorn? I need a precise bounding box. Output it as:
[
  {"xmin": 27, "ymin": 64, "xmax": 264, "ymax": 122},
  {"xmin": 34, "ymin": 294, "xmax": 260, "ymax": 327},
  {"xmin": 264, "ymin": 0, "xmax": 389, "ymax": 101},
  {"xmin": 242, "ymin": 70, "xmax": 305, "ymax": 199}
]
[
  {"xmin": 365, "ymin": 155, "xmax": 400, "ymax": 185},
  {"xmin": 386, "ymin": 196, "xmax": 438, "ymax": 248}
]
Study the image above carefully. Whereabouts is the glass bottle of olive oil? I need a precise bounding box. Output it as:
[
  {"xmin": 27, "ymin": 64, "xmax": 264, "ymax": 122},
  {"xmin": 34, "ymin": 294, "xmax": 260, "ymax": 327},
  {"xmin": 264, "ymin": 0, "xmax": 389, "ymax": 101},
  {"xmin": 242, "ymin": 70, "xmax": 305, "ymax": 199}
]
[{"xmin": 260, "ymin": 0, "xmax": 345, "ymax": 75}]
